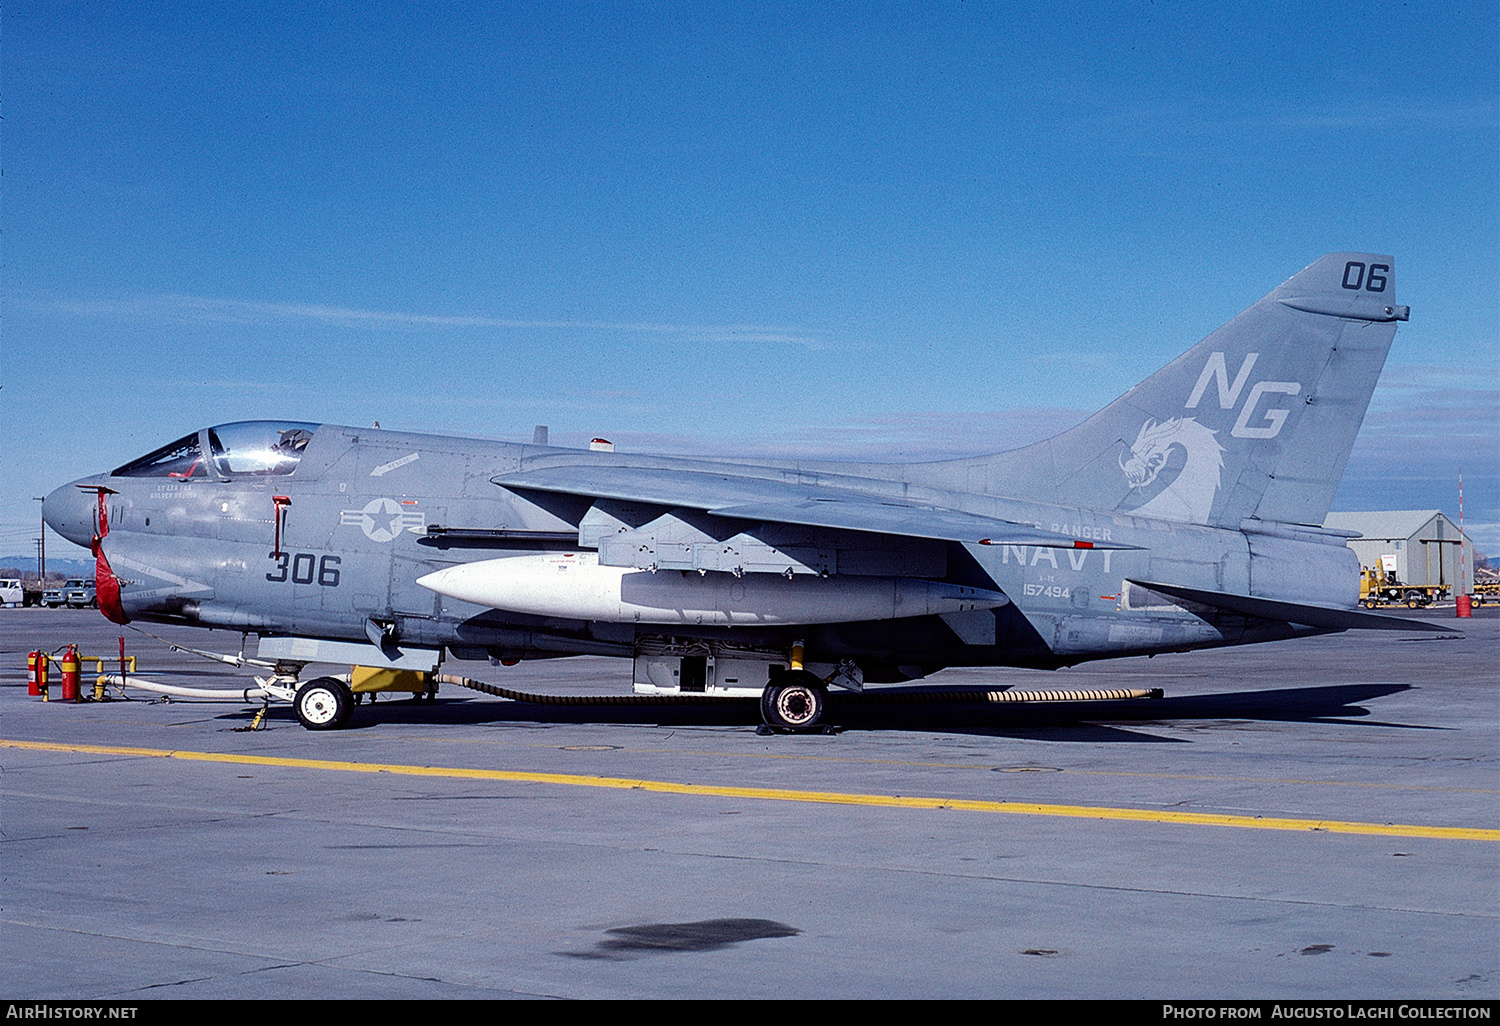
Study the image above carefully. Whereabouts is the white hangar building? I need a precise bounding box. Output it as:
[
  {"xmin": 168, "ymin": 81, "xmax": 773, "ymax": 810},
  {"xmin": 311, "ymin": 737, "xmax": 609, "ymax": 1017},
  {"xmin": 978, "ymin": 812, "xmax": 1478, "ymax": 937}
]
[{"xmin": 1322, "ymin": 510, "xmax": 1474, "ymax": 597}]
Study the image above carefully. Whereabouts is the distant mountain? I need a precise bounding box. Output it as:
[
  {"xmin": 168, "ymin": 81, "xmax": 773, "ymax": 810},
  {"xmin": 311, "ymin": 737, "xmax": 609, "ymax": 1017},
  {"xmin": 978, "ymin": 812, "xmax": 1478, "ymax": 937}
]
[{"xmin": 0, "ymin": 555, "xmax": 95, "ymax": 576}]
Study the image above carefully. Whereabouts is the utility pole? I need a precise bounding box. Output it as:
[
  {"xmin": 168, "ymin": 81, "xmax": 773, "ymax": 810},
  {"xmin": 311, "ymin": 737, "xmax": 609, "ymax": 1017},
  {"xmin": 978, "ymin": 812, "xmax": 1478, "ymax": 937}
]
[{"xmin": 32, "ymin": 497, "xmax": 46, "ymax": 581}]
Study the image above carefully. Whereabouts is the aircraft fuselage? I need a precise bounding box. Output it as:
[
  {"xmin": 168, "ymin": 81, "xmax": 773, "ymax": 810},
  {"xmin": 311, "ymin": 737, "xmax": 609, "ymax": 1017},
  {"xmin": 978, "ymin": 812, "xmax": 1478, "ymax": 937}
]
[{"xmin": 45, "ymin": 420, "xmax": 1358, "ymax": 684}]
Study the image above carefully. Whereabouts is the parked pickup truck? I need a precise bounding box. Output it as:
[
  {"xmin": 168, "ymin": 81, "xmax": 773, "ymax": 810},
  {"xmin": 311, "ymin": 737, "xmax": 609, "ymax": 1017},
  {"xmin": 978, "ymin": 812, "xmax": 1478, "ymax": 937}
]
[{"xmin": 45, "ymin": 578, "xmax": 97, "ymax": 608}]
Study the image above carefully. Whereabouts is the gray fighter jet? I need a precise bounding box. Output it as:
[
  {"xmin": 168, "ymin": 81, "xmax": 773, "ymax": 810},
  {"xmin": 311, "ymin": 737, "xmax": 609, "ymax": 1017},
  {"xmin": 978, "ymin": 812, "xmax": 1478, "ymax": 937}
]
[{"xmin": 43, "ymin": 253, "xmax": 1437, "ymax": 732}]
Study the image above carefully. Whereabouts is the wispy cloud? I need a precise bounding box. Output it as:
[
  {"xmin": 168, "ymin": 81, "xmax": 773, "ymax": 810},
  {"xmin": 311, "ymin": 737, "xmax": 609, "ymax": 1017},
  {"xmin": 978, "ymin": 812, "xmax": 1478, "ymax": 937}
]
[
  {"xmin": 1334, "ymin": 364, "xmax": 1499, "ymax": 540},
  {"xmin": 38, "ymin": 292, "xmax": 831, "ymax": 349},
  {"xmin": 1071, "ymin": 92, "xmax": 1492, "ymax": 137},
  {"xmin": 1358, "ymin": 364, "xmax": 1500, "ymax": 438}
]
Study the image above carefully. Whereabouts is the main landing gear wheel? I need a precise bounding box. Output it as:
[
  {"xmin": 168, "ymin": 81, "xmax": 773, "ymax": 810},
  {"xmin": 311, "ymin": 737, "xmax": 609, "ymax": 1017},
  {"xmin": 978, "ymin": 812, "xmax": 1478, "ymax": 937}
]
[
  {"xmin": 760, "ymin": 671, "xmax": 828, "ymax": 733},
  {"xmin": 295, "ymin": 677, "xmax": 354, "ymax": 730}
]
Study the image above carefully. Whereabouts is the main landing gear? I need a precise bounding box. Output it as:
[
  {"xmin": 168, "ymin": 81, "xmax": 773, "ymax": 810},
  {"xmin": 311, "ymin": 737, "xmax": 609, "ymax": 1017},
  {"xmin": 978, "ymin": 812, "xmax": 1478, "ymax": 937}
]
[{"xmin": 759, "ymin": 669, "xmax": 830, "ymax": 734}]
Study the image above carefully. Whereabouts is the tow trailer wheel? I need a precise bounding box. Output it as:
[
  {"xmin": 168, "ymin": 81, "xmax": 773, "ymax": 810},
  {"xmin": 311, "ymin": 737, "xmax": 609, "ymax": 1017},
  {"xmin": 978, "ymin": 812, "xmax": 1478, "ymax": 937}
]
[
  {"xmin": 295, "ymin": 677, "xmax": 354, "ymax": 730},
  {"xmin": 761, "ymin": 671, "xmax": 828, "ymax": 733}
]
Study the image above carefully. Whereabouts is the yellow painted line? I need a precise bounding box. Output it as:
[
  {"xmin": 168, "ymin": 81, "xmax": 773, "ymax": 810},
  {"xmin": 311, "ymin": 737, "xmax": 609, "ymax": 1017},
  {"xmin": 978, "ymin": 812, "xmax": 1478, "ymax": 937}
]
[
  {"xmin": 5, "ymin": 738, "xmax": 1495, "ymax": 842},
  {"xmin": 420, "ymin": 735, "xmax": 1500, "ymax": 794}
]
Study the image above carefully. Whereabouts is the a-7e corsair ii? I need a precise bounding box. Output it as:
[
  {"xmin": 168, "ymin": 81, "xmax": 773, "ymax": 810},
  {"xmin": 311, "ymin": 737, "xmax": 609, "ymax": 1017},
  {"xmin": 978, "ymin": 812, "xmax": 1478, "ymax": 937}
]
[{"xmin": 44, "ymin": 253, "xmax": 1439, "ymax": 732}]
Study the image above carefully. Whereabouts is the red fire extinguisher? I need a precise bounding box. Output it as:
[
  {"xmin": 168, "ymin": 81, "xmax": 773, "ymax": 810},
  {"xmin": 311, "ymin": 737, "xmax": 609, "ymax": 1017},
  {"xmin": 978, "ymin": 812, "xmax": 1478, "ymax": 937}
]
[
  {"xmin": 32, "ymin": 650, "xmax": 50, "ymax": 701},
  {"xmin": 60, "ymin": 645, "xmax": 81, "ymax": 703}
]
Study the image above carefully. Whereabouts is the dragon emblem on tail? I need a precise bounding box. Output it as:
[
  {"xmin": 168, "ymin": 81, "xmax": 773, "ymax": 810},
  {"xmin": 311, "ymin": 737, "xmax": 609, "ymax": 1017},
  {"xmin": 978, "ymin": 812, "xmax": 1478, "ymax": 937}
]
[{"xmin": 1119, "ymin": 417, "xmax": 1225, "ymax": 523}]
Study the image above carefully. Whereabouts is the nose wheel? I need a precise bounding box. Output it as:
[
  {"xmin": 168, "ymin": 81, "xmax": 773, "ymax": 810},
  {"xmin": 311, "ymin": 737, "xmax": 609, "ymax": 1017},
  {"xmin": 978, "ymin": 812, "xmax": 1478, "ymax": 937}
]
[
  {"xmin": 760, "ymin": 670, "xmax": 829, "ymax": 733},
  {"xmin": 294, "ymin": 677, "xmax": 355, "ymax": 730}
]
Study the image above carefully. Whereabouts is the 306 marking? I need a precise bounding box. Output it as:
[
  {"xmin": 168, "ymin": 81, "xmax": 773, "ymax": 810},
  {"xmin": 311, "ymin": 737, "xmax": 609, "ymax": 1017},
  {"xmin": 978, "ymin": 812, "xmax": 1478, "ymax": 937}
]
[{"xmin": 267, "ymin": 553, "xmax": 341, "ymax": 586}]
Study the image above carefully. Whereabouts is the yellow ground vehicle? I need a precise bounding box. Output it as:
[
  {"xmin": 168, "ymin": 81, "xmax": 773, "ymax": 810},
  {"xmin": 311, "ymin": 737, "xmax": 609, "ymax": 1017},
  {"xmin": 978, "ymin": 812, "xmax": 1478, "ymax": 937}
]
[
  {"xmin": 1472, "ymin": 571, "xmax": 1500, "ymax": 606},
  {"xmin": 1360, "ymin": 565, "xmax": 1448, "ymax": 608}
]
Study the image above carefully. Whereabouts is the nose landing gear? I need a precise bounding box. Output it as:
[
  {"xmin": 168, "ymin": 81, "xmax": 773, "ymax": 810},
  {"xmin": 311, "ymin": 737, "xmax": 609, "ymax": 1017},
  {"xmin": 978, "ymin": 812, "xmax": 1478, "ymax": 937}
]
[{"xmin": 294, "ymin": 677, "xmax": 355, "ymax": 730}]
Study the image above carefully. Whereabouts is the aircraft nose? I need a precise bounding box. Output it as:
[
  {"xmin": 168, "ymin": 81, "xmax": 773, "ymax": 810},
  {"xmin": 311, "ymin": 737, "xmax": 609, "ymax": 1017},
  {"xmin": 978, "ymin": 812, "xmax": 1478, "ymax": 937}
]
[{"xmin": 43, "ymin": 479, "xmax": 103, "ymax": 548}]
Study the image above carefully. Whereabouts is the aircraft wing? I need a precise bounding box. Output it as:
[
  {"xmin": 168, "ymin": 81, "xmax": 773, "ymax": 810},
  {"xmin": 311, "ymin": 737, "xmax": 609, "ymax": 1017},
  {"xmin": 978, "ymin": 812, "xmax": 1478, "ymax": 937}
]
[
  {"xmin": 492, "ymin": 465, "xmax": 1138, "ymax": 550},
  {"xmin": 706, "ymin": 498, "xmax": 1135, "ymax": 550},
  {"xmin": 496, "ymin": 464, "xmax": 851, "ymax": 511}
]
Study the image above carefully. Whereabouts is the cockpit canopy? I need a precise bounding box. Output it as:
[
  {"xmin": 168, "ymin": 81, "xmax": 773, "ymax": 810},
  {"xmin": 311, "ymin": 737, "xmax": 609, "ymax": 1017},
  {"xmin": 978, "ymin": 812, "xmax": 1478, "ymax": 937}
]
[{"xmin": 112, "ymin": 422, "xmax": 321, "ymax": 479}]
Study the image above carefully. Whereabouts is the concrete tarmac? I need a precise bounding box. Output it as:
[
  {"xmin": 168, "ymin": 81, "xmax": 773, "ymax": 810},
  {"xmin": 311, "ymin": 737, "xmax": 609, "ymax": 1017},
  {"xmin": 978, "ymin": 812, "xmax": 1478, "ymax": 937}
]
[{"xmin": 2, "ymin": 607, "xmax": 1495, "ymax": 1000}]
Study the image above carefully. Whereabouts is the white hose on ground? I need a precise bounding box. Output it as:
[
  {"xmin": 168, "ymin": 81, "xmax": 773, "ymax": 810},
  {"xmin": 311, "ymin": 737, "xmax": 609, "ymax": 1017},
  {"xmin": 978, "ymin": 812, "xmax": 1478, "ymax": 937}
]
[{"xmin": 97, "ymin": 674, "xmax": 270, "ymax": 702}]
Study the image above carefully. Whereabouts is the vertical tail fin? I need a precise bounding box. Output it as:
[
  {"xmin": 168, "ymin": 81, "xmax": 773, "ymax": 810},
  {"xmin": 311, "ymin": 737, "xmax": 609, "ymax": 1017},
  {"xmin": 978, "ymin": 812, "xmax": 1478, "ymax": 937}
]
[{"xmin": 932, "ymin": 254, "xmax": 1408, "ymax": 528}]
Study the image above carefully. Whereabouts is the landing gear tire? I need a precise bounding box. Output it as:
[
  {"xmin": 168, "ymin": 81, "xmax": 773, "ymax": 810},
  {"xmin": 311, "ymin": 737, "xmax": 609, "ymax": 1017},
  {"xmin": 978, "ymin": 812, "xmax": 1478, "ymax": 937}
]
[
  {"xmin": 760, "ymin": 671, "xmax": 828, "ymax": 733},
  {"xmin": 295, "ymin": 677, "xmax": 354, "ymax": 730}
]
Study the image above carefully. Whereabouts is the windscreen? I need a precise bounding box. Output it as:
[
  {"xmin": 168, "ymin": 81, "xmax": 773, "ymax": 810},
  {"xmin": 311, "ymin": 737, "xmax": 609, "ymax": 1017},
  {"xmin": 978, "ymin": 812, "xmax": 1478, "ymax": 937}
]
[{"xmin": 111, "ymin": 432, "xmax": 208, "ymax": 478}]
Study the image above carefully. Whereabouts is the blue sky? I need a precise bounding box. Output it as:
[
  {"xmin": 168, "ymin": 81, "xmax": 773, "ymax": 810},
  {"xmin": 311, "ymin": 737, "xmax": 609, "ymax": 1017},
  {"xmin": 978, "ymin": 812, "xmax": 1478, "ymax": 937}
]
[{"xmin": 4, "ymin": 1, "xmax": 1497, "ymax": 562}]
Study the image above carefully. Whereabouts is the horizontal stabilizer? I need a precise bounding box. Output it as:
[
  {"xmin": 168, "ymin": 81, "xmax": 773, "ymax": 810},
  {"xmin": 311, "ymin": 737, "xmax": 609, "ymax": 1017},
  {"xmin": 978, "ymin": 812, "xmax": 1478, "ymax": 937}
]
[{"xmin": 1130, "ymin": 580, "xmax": 1451, "ymax": 633}]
